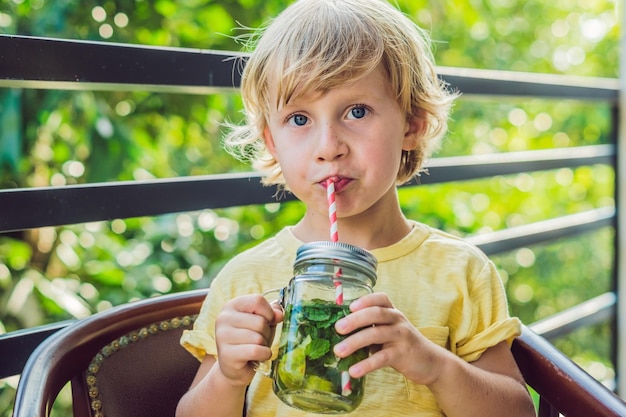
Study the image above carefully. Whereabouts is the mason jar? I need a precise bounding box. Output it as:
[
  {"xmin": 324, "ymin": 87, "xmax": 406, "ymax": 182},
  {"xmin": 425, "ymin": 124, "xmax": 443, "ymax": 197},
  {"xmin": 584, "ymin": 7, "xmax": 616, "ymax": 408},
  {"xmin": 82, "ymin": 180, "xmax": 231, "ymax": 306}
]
[{"xmin": 272, "ymin": 241, "xmax": 378, "ymax": 414}]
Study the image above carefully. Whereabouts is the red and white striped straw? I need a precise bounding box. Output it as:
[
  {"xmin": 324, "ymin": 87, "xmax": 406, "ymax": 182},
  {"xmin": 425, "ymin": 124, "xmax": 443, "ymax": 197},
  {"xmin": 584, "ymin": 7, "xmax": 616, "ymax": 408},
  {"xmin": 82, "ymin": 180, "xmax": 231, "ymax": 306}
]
[
  {"xmin": 327, "ymin": 179, "xmax": 343, "ymax": 304},
  {"xmin": 334, "ymin": 277, "xmax": 343, "ymax": 305},
  {"xmin": 326, "ymin": 180, "xmax": 350, "ymax": 396},
  {"xmin": 327, "ymin": 180, "xmax": 338, "ymax": 243},
  {"xmin": 341, "ymin": 371, "xmax": 352, "ymax": 396}
]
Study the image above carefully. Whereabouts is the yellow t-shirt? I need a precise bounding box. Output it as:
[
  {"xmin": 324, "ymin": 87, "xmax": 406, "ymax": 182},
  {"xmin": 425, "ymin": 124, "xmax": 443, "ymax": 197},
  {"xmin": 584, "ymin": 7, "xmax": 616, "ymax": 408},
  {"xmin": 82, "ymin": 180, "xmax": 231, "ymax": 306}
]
[{"xmin": 181, "ymin": 221, "xmax": 521, "ymax": 416}]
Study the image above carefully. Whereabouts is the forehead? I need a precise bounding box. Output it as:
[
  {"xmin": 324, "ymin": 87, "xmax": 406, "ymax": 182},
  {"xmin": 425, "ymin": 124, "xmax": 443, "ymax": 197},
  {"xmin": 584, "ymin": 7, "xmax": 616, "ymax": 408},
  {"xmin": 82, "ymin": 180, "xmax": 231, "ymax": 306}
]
[{"xmin": 265, "ymin": 62, "xmax": 390, "ymax": 110}]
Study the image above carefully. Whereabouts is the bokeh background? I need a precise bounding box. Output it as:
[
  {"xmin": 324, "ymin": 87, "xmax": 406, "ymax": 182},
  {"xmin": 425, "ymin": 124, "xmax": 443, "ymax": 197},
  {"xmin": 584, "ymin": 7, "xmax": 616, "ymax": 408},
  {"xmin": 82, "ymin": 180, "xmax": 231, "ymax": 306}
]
[{"xmin": 0, "ymin": 0, "xmax": 619, "ymax": 415}]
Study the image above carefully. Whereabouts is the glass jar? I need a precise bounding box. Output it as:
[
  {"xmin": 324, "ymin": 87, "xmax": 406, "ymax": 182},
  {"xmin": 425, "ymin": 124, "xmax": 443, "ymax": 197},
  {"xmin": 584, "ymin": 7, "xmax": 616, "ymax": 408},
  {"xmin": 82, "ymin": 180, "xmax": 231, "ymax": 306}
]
[{"xmin": 272, "ymin": 241, "xmax": 378, "ymax": 414}]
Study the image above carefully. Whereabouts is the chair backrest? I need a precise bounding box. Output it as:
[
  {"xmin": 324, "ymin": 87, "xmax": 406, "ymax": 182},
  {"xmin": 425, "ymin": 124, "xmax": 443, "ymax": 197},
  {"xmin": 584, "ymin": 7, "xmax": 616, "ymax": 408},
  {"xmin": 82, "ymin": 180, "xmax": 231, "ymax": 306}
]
[
  {"xmin": 13, "ymin": 289, "xmax": 626, "ymax": 417},
  {"xmin": 12, "ymin": 289, "xmax": 208, "ymax": 417}
]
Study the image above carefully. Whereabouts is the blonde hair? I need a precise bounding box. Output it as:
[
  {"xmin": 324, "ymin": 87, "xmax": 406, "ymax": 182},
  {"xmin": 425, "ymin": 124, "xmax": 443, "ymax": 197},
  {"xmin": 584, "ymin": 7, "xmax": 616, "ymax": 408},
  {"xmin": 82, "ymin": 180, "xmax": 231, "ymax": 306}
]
[{"xmin": 224, "ymin": 0, "xmax": 458, "ymax": 186}]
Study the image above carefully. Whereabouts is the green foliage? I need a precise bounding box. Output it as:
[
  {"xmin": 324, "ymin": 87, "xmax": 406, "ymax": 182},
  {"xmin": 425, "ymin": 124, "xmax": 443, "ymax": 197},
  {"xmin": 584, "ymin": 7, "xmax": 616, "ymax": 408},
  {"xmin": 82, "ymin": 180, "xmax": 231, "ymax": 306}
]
[
  {"xmin": 0, "ymin": 90, "xmax": 21, "ymax": 172},
  {"xmin": 0, "ymin": 0, "xmax": 620, "ymax": 415}
]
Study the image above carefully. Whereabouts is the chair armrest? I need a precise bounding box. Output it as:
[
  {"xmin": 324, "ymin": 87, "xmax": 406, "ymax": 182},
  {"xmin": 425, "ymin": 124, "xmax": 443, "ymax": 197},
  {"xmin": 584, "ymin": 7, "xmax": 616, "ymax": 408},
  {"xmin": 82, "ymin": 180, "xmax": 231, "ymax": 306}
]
[{"xmin": 512, "ymin": 325, "xmax": 626, "ymax": 417}]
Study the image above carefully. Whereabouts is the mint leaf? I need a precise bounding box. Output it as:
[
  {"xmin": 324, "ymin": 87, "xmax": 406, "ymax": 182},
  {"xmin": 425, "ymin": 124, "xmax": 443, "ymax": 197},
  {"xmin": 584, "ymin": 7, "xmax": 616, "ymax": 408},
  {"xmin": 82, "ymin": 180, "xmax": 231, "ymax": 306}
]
[
  {"xmin": 307, "ymin": 338, "xmax": 331, "ymax": 360},
  {"xmin": 305, "ymin": 305, "xmax": 332, "ymax": 321}
]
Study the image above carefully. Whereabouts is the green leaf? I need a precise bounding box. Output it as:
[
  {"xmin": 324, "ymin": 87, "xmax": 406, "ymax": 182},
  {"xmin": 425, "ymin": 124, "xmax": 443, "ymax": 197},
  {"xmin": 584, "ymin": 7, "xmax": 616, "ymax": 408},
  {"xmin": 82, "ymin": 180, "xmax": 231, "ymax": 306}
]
[{"xmin": 306, "ymin": 338, "xmax": 330, "ymax": 360}]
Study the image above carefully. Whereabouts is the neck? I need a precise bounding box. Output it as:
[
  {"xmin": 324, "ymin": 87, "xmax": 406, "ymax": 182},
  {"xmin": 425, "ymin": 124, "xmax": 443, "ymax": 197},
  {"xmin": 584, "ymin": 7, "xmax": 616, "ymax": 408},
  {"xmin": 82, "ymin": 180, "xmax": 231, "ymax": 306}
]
[{"xmin": 292, "ymin": 193, "xmax": 412, "ymax": 251}]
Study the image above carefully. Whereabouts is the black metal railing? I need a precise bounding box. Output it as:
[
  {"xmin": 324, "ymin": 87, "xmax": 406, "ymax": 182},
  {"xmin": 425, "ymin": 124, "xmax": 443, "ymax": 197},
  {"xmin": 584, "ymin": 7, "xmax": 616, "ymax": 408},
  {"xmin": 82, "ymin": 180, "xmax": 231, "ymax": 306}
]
[{"xmin": 0, "ymin": 34, "xmax": 620, "ymax": 384}]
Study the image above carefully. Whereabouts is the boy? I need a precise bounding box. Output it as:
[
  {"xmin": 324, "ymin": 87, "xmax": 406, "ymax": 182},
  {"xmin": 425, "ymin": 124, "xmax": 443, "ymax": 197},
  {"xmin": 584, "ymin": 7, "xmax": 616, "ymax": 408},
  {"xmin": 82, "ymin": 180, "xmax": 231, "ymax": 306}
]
[{"xmin": 177, "ymin": 0, "xmax": 536, "ymax": 416}]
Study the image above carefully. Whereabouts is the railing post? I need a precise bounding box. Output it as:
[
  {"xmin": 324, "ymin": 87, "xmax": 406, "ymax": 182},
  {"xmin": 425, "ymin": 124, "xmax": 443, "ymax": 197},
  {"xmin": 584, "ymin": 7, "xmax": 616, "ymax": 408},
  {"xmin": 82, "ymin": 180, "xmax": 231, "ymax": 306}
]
[{"xmin": 617, "ymin": 0, "xmax": 626, "ymax": 397}]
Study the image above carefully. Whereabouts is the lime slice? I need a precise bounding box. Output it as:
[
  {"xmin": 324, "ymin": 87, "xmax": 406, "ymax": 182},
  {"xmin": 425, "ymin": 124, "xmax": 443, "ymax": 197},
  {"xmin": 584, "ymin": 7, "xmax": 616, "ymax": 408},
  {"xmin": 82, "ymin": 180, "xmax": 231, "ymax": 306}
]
[
  {"xmin": 304, "ymin": 374, "xmax": 333, "ymax": 392},
  {"xmin": 277, "ymin": 335, "xmax": 310, "ymax": 388}
]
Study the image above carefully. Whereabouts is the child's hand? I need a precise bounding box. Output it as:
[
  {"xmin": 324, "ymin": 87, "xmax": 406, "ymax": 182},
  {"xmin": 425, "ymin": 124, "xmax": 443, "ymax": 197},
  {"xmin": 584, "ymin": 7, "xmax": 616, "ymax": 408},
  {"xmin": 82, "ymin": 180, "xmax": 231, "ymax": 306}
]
[
  {"xmin": 215, "ymin": 294, "xmax": 284, "ymax": 387},
  {"xmin": 333, "ymin": 292, "xmax": 444, "ymax": 385}
]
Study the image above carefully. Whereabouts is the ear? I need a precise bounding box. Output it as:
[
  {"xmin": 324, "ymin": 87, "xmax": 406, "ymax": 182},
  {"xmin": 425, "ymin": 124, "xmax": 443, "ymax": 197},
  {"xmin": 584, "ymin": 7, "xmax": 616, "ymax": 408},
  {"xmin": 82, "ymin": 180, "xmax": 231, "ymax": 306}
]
[
  {"xmin": 263, "ymin": 126, "xmax": 278, "ymax": 158},
  {"xmin": 402, "ymin": 114, "xmax": 426, "ymax": 151}
]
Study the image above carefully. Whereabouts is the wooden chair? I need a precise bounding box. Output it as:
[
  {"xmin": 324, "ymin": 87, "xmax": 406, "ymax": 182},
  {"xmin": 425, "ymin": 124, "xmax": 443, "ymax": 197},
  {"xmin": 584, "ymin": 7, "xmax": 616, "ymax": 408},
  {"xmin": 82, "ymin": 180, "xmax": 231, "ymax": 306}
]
[
  {"xmin": 12, "ymin": 289, "xmax": 208, "ymax": 417},
  {"xmin": 512, "ymin": 326, "xmax": 626, "ymax": 416},
  {"xmin": 11, "ymin": 288, "xmax": 626, "ymax": 417}
]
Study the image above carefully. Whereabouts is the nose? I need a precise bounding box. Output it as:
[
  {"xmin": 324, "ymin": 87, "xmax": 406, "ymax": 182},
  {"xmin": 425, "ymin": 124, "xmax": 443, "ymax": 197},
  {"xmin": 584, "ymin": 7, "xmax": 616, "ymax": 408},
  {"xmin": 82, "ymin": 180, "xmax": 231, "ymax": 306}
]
[{"xmin": 315, "ymin": 122, "xmax": 348, "ymax": 162}]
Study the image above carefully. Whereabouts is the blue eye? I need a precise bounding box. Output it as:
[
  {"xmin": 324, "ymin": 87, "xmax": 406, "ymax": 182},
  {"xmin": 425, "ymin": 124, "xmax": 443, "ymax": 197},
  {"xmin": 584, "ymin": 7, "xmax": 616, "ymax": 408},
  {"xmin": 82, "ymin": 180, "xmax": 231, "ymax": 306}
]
[
  {"xmin": 289, "ymin": 114, "xmax": 308, "ymax": 126},
  {"xmin": 349, "ymin": 106, "xmax": 368, "ymax": 119}
]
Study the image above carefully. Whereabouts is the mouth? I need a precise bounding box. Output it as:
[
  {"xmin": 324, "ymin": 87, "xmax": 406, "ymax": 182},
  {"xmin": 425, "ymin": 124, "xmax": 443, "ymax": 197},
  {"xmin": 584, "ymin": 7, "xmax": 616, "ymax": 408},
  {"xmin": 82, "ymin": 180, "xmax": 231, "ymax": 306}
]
[{"xmin": 321, "ymin": 176, "xmax": 352, "ymax": 192}]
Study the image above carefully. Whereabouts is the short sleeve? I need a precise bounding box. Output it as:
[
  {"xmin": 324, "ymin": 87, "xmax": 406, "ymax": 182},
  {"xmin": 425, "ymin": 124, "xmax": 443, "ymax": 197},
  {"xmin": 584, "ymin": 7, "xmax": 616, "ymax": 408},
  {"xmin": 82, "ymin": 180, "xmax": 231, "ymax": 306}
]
[
  {"xmin": 453, "ymin": 259, "xmax": 521, "ymax": 362},
  {"xmin": 180, "ymin": 284, "xmax": 228, "ymax": 362}
]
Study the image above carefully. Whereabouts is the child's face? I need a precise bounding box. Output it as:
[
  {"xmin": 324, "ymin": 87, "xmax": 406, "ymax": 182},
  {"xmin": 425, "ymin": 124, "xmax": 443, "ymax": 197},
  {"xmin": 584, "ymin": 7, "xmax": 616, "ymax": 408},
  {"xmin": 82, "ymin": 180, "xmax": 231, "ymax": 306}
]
[{"xmin": 263, "ymin": 64, "xmax": 422, "ymax": 219}]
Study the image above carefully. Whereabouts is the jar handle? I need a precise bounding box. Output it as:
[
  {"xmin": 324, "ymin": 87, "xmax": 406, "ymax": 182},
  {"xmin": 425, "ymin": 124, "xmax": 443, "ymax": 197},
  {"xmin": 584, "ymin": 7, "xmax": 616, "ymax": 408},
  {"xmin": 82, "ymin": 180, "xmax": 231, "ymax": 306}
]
[
  {"xmin": 252, "ymin": 287, "xmax": 285, "ymax": 377},
  {"xmin": 262, "ymin": 287, "xmax": 285, "ymax": 309}
]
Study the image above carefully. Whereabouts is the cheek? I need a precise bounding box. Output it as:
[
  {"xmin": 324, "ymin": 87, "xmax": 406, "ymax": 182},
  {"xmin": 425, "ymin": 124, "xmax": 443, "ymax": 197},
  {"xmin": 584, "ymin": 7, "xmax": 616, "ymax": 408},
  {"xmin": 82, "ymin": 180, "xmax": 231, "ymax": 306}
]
[
  {"xmin": 274, "ymin": 152, "xmax": 302, "ymax": 180},
  {"xmin": 359, "ymin": 150, "xmax": 401, "ymax": 186},
  {"xmin": 364, "ymin": 136, "xmax": 403, "ymax": 166}
]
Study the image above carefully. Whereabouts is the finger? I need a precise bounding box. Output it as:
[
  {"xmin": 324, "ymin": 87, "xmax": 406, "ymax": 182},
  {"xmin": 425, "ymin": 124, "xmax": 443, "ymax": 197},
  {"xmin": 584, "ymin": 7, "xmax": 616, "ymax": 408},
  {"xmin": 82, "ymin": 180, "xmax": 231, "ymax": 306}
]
[
  {"xmin": 228, "ymin": 294, "xmax": 277, "ymax": 325},
  {"xmin": 217, "ymin": 324, "xmax": 273, "ymax": 347},
  {"xmin": 269, "ymin": 299, "xmax": 285, "ymax": 326},
  {"xmin": 221, "ymin": 342, "xmax": 273, "ymax": 362},
  {"xmin": 334, "ymin": 323, "xmax": 390, "ymax": 357},
  {"xmin": 227, "ymin": 310, "xmax": 273, "ymax": 332},
  {"xmin": 217, "ymin": 344, "xmax": 273, "ymax": 383},
  {"xmin": 347, "ymin": 347, "xmax": 398, "ymax": 378},
  {"xmin": 335, "ymin": 305, "xmax": 400, "ymax": 335},
  {"xmin": 349, "ymin": 292, "xmax": 394, "ymax": 311},
  {"xmin": 217, "ymin": 311, "xmax": 276, "ymax": 346}
]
